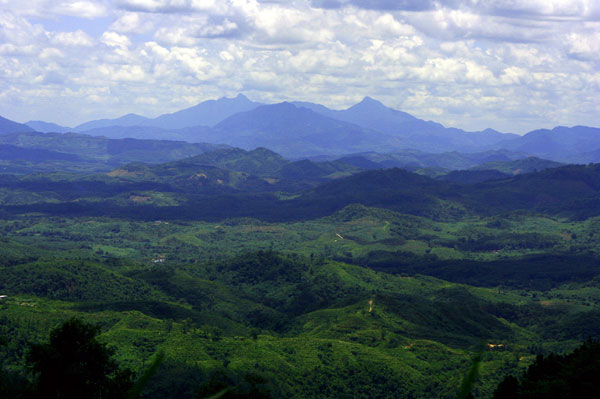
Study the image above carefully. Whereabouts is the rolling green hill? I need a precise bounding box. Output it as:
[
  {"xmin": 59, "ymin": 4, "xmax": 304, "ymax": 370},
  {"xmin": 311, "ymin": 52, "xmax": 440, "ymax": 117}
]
[{"xmin": 1, "ymin": 146, "xmax": 600, "ymax": 398}]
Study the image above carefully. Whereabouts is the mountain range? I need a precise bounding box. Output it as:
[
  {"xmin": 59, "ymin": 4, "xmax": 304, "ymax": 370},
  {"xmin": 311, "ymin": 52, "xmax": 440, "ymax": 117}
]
[{"xmin": 0, "ymin": 94, "xmax": 594, "ymax": 162}]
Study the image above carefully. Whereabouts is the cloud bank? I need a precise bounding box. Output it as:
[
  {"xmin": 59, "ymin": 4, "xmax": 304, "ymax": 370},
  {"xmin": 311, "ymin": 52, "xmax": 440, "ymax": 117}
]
[{"xmin": 0, "ymin": 0, "xmax": 598, "ymax": 133}]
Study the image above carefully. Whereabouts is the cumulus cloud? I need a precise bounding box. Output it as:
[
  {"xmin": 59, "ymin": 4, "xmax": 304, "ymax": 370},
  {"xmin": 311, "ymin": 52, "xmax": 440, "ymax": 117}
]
[
  {"xmin": 110, "ymin": 13, "xmax": 155, "ymax": 34},
  {"xmin": 566, "ymin": 30, "xmax": 600, "ymax": 60},
  {"xmin": 0, "ymin": 0, "xmax": 598, "ymax": 133},
  {"xmin": 101, "ymin": 31, "xmax": 132, "ymax": 49},
  {"xmin": 51, "ymin": 30, "xmax": 94, "ymax": 46},
  {"xmin": 53, "ymin": 1, "xmax": 108, "ymax": 18},
  {"xmin": 116, "ymin": 0, "xmax": 226, "ymax": 14},
  {"xmin": 310, "ymin": 0, "xmax": 439, "ymax": 11}
]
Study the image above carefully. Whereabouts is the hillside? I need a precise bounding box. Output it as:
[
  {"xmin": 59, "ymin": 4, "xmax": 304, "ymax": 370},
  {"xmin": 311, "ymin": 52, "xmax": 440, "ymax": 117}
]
[
  {"xmin": 0, "ymin": 115, "xmax": 36, "ymax": 134},
  {"xmin": 469, "ymin": 157, "xmax": 564, "ymax": 175},
  {"xmin": 295, "ymin": 97, "xmax": 517, "ymax": 152},
  {"xmin": 72, "ymin": 94, "xmax": 262, "ymax": 133},
  {"xmin": 211, "ymin": 102, "xmax": 396, "ymax": 157},
  {"xmin": 491, "ymin": 126, "xmax": 600, "ymax": 162},
  {"xmin": 22, "ymin": 98, "xmax": 600, "ymax": 163},
  {"xmin": 1, "ymin": 150, "xmax": 599, "ymax": 223},
  {"xmin": 25, "ymin": 120, "xmax": 71, "ymax": 133},
  {"xmin": 335, "ymin": 149, "xmax": 526, "ymax": 171},
  {"xmin": 0, "ymin": 132, "xmax": 227, "ymax": 173},
  {"xmin": 2, "ymin": 205, "xmax": 600, "ymax": 398}
]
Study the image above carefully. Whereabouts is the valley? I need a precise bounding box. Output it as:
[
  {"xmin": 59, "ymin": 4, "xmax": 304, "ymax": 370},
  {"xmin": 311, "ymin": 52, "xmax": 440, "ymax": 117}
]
[{"xmin": 1, "ymin": 96, "xmax": 600, "ymax": 398}]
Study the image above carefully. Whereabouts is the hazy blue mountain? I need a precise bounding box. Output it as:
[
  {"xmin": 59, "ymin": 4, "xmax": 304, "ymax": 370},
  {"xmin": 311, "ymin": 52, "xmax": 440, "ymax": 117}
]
[
  {"xmin": 0, "ymin": 144, "xmax": 80, "ymax": 162},
  {"xmin": 0, "ymin": 115, "xmax": 36, "ymax": 134},
  {"xmin": 80, "ymin": 125, "xmax": 177, "ymax": 141},
  {"xmin": 294, "ymin": 97, "xmax": 517, "ymax": 152},
  {"xmin": 149, "ymin": 93, "xmax": 263, "ymax": 129},
  {"xmin": 74, "ymin": 113, "xmax": 152, "ymax": 132},
  {"xmin": 25, "ymin": 120, "xmax": 71, "ymax": 133},
  {"xmin": 295, "ymin": 96, "xmax": 417, "ymax": 133},
  {"xmin": 492, "ymin": 126, "xmax": 600, "ymax": 162},
  {"xmin": 437, "ymin": 169, "xmax": 510, "ymax": 184},
  {"xmin": 170, "ymin": 147, "xmax": 289, "ymax": 177},
  {"xmin": 300, "ymin": 163, "xmax": 600, "ymax": 219},
  {"xmin": 211, "ymin": 102, "xmax": 395, "ymax": 157},
  {"xmin": 335, "ymin": 149, "xmax": 526, "ymax": 171},
  {"xmin": 0, "ymin": 131, "xmax": 227, "ymax": 167},
  {"xmin": 17, "ymin": 97, "xmax": 600, "ymax": 163},
  {"xmin": 469, "ymin": 157, "xmax": 564, "ymax": 175},
  {"xmin": 578, "ymin": 148, "xmax": 600, "ymax": 163},
  {"xmin": 71, "ymin": 94, "xmax": 263, "ymax": 138}
]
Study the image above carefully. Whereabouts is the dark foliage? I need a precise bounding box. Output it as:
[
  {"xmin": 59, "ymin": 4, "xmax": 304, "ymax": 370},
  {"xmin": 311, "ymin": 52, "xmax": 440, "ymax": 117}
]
[
  {"xmin": 27, "ymin": 318, "xmax": 134, "ymax": 399},
  {"xmin": 196, "ymin": 369, "xmax": 272, "ymax": 399},
  {"xmin": 493, "ymin": 339, "xmax": 600, "ymax": 399},
  {"xmin": 359, "ymin": 252, "xmax": 600, "ymax": 290}
]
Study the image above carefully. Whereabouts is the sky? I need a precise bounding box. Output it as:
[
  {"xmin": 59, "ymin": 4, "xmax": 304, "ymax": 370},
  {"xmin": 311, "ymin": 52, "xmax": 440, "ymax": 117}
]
[{"xmin": 1, "ymin": 0, "xmax": 599, "ymax": 133}]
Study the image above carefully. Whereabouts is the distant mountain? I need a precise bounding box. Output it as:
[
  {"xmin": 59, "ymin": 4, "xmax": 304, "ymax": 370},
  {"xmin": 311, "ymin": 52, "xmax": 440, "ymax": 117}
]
[
  {"xmin": 469, "ymin": 157, "xmax": 564, "ymax": 175},
  {"xmin": 25, "ymin": 120, "xmax": 71, "ymax": 133},
  {"xmin": 295, "ymin": 96, "xmax": 416, "ymax": 133},
  {"xmin": 492, "ymin": 126, "xmax": 600, "ymax": 162},
  {"xmin": 437, "ymin": 169, "xmax": 510, "ymax": 184},
  {"xmin": 294, "ymin": 97, "xmax": 517, "ymax": 152},
  {"xmin": 464, "ymin": 163, "xmax": 600, "ymax": 219},
  {"xmin": 277, "ymin": 159, "xmax": 359, "ymax": 180},
  {"xmin": 299, "ymin": 163, "xmax": 600, "ymax": 220},
  {"xmin": 0, "ymin": 131, "xmax": 227, "ymax": 170},
  {"xmin": 149, "ymin": 93, "xmax": 262, "ymax": 129},
  {"xmin": 335, "ymin": 149, "xmax": 526, "ymax": 171},
  {"xmin": 73, "ymin": 94, "xmax": 262, "ymax": 134},
  {"xmin": 579, "ymin": 148, "xmax": 600, "ymax": 164},
  {"xmin": 211, "ymin": 102, "xmax": 395, "ymax": 157},
  {"xmin": 67, "ymin": 95, "xmax": 519, "ymax": 156},
  {"xmin": 166, "ymin": 147, "xmax": 288, "ymax": 177},
  {"xmin": 18, "ymin": 96, "xmax": 600, "ymax": 162},
  {"xmin": 74, "ymin": 113, "xmax": 152, "ymax": 132},
  {"xmin": 109, "ymin": 146, "xmax": 362, "ymax": 195},
  {"xmin": 0, "ymin": 115, "xmax": 36, "ymax": 134},
  {"xmin": 0, "ymin": 144, "xmax": 80, "ymax": 162}
]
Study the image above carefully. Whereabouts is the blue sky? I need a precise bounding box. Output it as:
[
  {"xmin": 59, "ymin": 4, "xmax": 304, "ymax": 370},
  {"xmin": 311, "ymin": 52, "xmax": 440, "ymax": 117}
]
[{"xmin": 1, "ymin": 0, "xmax": 599, "ymax": 133}]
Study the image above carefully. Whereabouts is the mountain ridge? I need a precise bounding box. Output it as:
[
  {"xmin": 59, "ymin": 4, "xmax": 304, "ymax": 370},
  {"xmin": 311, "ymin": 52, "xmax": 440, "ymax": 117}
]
[{"xmin": 6, "ymin": 95, "xmax": 600, "ymax": 162}]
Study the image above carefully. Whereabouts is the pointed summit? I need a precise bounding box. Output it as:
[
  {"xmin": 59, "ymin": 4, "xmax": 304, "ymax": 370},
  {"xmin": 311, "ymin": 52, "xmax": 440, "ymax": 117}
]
[
  {"xmin": 360, "ymin": 96, "xmax": 383, "ymax": 105},
  {"xmin": 0, "ymin": 115, "xmax": 36, "ymax": 134},
  {"xmin": 149, "ymin": 94, "xmax": 264, "ymax": 129},
  {"xmin": 74, "ymin": 113, "xmax": 151, "ymax": 132},
  {"xmin": 26, "ymin": 120, "xmax": 71, "ymax": 133},
  {"xmin": 218, "ymin": 93, "xmax": 251, "ymax": 103},
  {"xmin": 349, "ymin": 96, "xmax": 387, "ymax": 111},
  {"xmin": 340, "ymin": 96, "xmax": 416, "ymax": 129}
]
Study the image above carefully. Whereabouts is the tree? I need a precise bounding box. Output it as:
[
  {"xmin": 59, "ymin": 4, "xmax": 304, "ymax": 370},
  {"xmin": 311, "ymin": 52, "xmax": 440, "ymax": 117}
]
[
  {"xmin": 26, "ymin": 318, "xmax": 134, "ymax": 399},
  {"xmin": 493, "ymin": 339, "xmax": 600, "ymax": 399}
]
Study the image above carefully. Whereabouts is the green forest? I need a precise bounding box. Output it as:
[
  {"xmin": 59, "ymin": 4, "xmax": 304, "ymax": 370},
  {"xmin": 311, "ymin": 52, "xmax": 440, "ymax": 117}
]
[{"xmin": 2, "ymin": 149, "xmax": 600, "ymax": 398}]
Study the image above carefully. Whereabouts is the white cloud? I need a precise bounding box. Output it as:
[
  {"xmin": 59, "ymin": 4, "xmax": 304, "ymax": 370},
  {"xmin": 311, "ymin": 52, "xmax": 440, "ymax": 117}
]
[
  {"xmin": 153, "ymin": 27, "xmax": 198, "ymax": 46},
  {"xmin": 51, "ymin": 30, "xmax": 94, "ymax": 46},
  {"xmin": 98, "ymin": 64, "xmax": 146, "ymax": 81},
  {"xmin": 110, "ymin": 12, "xmax": 154, "ymax": 34},
  {"xmin": 566, "ymin": 30, "xmax": 600, "ymax": 60},
  {"xmin": 116, "ymin": 0, "xmax": 226, "ymax": 13},
  {"xmin": 54, "ymin": 1, "xmax": 108, "ymax": 18},
  {"xmin": 39, "ymin": 48, "xmax": 65, "ymax": 59},
  {"xmin": 0, "ymin": 0, "xmax": 598, "ymax": 133},
  {"xmin": 101, "ymin": 31, "xmax": 132, "ymax": 49}
]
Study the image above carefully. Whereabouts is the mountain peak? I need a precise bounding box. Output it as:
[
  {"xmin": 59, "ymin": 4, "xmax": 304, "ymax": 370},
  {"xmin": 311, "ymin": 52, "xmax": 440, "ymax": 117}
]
[
  {"xmin": 360, "ymin": 96, "xmax": 381, "ymax": 104},
  {"xmin": 214, "ymin": 93, "xmax": 250, "ymax": 104},
  {"xmin": 0, "ymin": 115, "xmax": 36, "ymax": 134},
  {"xmin": 349, "ymin": 96, "xmax": 389, "ymax": 112},
  {"xmin": 356, "ymin": 96, "xmax": 385, "ymax": 107}
]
